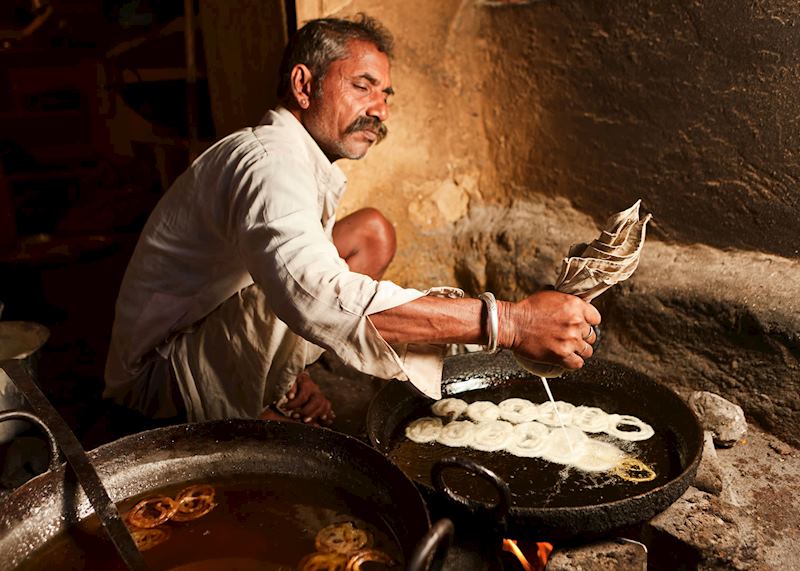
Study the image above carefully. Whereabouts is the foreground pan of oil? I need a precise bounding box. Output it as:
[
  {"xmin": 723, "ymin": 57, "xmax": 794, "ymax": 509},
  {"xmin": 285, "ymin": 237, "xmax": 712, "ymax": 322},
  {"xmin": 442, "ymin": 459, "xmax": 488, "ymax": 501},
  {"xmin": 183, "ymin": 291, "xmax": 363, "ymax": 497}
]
[{"xmin": 15, "ymin": 474, "xmax": 402, "ymax": 571}]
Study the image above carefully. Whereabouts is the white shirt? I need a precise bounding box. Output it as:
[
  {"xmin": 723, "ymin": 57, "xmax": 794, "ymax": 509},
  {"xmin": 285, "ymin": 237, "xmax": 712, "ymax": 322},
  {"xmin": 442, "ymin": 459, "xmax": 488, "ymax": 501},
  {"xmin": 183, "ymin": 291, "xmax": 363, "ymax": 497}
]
[{"xmin": 105, "ymin": 107, "xmax": 447, "ymax": 416}]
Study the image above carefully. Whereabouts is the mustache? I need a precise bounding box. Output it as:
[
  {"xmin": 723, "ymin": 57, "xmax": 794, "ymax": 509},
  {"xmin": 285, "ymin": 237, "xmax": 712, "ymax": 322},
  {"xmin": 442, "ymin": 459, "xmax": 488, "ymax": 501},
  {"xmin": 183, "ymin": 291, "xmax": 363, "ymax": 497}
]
[{"xmin": 345, "ymin": 116, "xmax": 388, "ymax": 144}]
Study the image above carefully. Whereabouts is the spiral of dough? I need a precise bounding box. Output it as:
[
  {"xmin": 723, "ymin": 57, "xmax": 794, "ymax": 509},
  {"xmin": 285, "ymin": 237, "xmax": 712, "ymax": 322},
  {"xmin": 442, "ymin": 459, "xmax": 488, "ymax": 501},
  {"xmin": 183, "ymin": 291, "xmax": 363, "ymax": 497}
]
[
  {"xmin": 506, "ymin": 421, "xmax": 550, "ymax": 458},
  {"xmin": 471, "ymin": 420, "xmax": 515, "ymax": 451},
  {"xmin": 536, "ymin": 401, "xmax": 576, "ymax": 427},
  {"xmin": 437, "ymin": 420, "xmax": 476, "ymax": 447},
  {"xmin": 431, "ymin": 398, "xmax": 468, "ymax": 419},
  {"xmin": 571, "ymin": 440, "xmax": 626, "ymax": 472},
  {"xmin": 571, "ymin": 406, "xmax": 610, "ymax": 433},
  {"xmin": 404, "ymin": 417, "xmax": 443, "ymax": 443},
  {"xmin": 466, "ymin": 401, "xmax": 500, "ymax": 422},
  {"xmin": 498, "ymin": 398, "xmax": 539, "ymax": 424},
  {"xmin": 539, "ymin": 426, "xmax": 588, "ymax": 464},
  {"xmin": 606, "ymin": 414, "xmax": 655, "ymax": 441}
]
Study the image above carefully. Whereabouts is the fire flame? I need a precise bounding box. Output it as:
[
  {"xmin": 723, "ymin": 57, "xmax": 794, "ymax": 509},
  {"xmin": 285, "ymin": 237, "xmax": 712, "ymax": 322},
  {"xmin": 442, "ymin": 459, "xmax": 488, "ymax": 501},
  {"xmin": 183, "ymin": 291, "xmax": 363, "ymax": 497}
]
[{"xmin": 502, "ymin": 539, "xmax": 553, "ymax": 571}]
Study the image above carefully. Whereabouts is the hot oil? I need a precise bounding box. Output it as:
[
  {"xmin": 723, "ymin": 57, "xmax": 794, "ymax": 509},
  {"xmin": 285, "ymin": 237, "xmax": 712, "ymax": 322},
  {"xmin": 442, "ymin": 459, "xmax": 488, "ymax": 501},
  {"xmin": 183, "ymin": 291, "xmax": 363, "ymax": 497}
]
[
  {"xmin": 388, "ymin": 379, "xmax": 684, "ymax": 509},
  {"xmin": 15, "ymin": 475, "xmax": 403, "ymax": 571}
]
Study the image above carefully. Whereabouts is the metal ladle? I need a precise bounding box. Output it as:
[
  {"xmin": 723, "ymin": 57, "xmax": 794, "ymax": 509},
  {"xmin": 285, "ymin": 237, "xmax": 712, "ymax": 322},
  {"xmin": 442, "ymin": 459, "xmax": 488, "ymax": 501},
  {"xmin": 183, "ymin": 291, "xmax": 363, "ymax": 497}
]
[{"xmin": 0, "ymin": 360, "xmax": 147, "ymax": 571}]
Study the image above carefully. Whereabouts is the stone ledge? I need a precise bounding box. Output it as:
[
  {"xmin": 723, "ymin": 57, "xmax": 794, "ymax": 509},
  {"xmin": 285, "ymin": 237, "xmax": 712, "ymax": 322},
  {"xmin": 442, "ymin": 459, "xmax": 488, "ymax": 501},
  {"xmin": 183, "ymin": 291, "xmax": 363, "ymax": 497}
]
[
  {"xmin": 600, "ymin": 241, "xmax": 800, "ymax": 446},
  {"xmin": 547, "ymin": 539, "xmax": 647, "ymax": 571},
  {"xmin": 643, "ymin": 487, "xmax": 759, "ymax": 570}
]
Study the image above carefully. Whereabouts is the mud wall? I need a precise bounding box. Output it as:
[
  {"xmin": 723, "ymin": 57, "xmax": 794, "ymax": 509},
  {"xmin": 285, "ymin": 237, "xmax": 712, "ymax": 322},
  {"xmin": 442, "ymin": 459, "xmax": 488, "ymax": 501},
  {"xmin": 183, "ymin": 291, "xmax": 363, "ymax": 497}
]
[
  {"xmin": 299, "ymin": 0, "xmax": 800, "ymax": 280},
  {"xmin": 296, "ymin": 0, "xmax": 799, "ymax": 445}
]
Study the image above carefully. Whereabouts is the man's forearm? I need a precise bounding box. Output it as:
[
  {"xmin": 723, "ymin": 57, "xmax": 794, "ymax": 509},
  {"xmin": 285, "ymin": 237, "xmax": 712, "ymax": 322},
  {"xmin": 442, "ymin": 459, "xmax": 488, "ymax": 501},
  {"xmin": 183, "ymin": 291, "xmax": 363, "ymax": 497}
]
[
  {"xmin": 368, "ymin": 296, "xmax": 508, "ymax": 347},
  {"xmin": 367, "ymin": 290, "xmax": 602, "ymax": 371}
]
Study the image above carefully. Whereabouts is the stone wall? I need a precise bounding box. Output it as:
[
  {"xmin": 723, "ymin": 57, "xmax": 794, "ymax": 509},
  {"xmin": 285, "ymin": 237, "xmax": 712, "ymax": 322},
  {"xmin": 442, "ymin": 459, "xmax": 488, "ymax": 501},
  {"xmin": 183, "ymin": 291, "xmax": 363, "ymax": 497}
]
[{"xmin": 296, "ymin": 0, "xmax": 800, "ymax": 444}]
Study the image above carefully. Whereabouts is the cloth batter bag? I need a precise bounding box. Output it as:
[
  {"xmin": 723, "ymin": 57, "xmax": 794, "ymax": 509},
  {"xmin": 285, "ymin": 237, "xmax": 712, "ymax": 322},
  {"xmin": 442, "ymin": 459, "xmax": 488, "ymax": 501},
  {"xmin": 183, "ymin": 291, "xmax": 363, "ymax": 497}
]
[{"xmin": 517, "ymin": 199, "xmax": 652, "ymax": 377}]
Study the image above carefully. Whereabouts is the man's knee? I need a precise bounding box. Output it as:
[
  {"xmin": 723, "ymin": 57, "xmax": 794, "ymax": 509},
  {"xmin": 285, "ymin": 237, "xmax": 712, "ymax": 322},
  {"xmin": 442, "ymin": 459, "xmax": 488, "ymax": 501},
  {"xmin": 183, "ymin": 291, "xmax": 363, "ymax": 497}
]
[
  {"xmin": 333, "ymin": 207, "xmax": 396, "ymax": 278},
  {"xmin": 358, "ymin": 207, "xmax": 397, "ymax": 261}
]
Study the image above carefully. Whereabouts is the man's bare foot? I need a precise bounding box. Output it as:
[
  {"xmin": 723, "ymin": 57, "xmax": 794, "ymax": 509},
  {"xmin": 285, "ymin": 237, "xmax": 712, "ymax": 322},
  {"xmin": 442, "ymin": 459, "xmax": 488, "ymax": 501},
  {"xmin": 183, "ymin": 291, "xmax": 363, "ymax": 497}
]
[{"xmin": 282, "ymin": 371, "xmax": 335, "ymax": 426}]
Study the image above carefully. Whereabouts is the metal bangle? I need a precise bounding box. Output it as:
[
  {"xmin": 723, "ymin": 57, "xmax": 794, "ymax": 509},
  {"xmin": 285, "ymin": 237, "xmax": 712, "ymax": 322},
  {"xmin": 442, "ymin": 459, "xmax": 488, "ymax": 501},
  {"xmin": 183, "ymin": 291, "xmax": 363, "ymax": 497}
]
[{"xmin": 478, "ymin": 292, "xmax": 500, "ymax": 354}]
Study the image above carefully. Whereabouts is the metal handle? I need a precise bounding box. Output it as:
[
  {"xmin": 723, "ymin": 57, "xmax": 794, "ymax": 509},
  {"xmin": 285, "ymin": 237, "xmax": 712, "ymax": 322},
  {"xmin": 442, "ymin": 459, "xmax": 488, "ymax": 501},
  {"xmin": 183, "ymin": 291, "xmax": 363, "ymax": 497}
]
[
  {"xmin": 406, "ymin": 518, "xmax": 454, "ymax": 571},
  {"xmin": 0, "ymin": 360, "xmax": 148, "ymax": 571},
  {"xmin": 431, "ymin": 456, "xmax": 511, "ymax": 523},
  {"xmin": 0, "ymin": 409, "xmax": 61, "ymax": 472},
  {"xmin": 591, "ymin": 324, "xmax": 602, "ymax": 350}
]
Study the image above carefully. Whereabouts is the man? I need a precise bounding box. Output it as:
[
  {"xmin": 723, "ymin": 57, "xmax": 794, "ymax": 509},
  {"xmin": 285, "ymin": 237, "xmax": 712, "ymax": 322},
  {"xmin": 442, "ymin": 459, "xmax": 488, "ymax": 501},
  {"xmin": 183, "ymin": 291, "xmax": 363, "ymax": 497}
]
[{"xmin": 104, "ymin": 15, "xmax": 600, "ymax": 428}]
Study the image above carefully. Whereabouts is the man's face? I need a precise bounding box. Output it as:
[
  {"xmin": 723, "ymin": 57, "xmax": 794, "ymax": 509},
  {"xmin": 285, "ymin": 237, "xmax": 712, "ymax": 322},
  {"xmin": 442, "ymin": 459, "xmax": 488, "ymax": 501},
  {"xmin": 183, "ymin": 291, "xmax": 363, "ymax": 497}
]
[{"xmin": 302, "ymin": 40, "xmax": 393, "ymax": 162}]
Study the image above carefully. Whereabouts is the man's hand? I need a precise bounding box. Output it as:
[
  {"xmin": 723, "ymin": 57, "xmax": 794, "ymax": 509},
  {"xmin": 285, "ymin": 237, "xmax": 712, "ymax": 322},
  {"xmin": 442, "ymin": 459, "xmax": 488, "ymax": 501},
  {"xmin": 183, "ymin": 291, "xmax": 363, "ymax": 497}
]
[
  {"xmin": 369, "ymin": 290, "xmax": 600, "ymax": 368},
  {"xmin": 282, "ymin": 371, "xmax": 335, "ymax": 426},
  {"xmin": 498, "ymin": 290, "xmax": 601, "ymax": 369},
  {"xmin": 259, "ymin": 407, "xmax": 291, "ymax": 422}
]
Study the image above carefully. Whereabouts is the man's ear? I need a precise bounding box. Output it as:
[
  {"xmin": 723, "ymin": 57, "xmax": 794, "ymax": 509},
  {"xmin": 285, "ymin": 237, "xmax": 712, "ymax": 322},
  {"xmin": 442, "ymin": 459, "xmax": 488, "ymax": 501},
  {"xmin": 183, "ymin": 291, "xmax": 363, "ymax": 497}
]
[{"xmin": 290, "ymin": 64, "xmax": 313, "ymax": 110}]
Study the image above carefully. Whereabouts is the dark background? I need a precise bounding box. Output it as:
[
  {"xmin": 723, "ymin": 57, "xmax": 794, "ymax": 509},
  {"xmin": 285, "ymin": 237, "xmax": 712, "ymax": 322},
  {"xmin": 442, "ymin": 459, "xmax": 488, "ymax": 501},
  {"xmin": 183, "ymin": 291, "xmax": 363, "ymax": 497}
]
[{"xmin": 0, "ymin": 0, "xmax": 292, "ymax": 452}]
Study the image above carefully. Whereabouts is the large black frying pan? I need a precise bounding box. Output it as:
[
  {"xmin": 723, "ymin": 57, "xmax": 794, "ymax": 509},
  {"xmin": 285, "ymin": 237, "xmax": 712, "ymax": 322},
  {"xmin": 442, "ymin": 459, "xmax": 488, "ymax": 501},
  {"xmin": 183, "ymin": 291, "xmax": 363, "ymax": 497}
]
[
  {"xmin": 367, "ymin": 351, "xmax": 703, "ymax": 542},
  {"xmin": 0, "ymin": 417, "xmax": 452, "ymax": 570}
]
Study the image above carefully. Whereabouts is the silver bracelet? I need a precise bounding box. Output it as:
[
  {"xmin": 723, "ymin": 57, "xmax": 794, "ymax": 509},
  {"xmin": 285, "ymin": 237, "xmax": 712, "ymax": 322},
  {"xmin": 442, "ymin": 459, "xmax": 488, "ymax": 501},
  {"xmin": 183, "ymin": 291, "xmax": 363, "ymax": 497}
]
[{"xmin": 478, "ymin": 292, "xmax": 500, "ymax": 354}]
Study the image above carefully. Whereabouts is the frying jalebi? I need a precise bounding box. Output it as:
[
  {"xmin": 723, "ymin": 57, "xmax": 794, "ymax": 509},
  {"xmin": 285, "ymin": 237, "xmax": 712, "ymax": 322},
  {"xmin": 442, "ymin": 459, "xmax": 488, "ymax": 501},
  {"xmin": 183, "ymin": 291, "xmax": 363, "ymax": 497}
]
[
  {"xmin": 344, "ymin": 549, "xmax": 395, "ymax": 570},
  {"xmin": 506, "ymin": 421, "xmax": 550, "ymax": 458},
  {"xmin": 539, "ymin": 426, "xmax": 588, "ymax": 464},
  {"xmin": 298, "ymin": 551, "xmax": 348, "ymax": 571},
  {"xmin": 612, "ymin": 457, "xmax": 656, "ymax": 482},
  {"xmin": 465, "ymin": 401, "xmax": 500, "ymax": 422},
  {"xmin": 571, "ymin": 440, "xmax": 625, "ymax": 473},
  {"xmin": 571, "ymin": 406, "xmax": 610, "ymax": 433},
  {"xmin": 430, "ymin": 398, "xmax": 468, "ymax": 420},
  {"xmin": 125, "ymin": 496, "xmax": 178, "ymax": 529},
  {"xmin": 470, "ymin": 420, "xmax": 514, "ymax": 452},
  {"xmin": 498, "ymin": 398, "xmax": 539, "ymax": 424},
  {"xmin": 535, "ymin": 401, "xmax": 576, "ymax": 427},
  {"xmin": 404, "ymin": 417, "xmax": 442, "ymax": 443},
  {"xmin": 315, "ymin": 522, "xmax": 372, "ymax": 555},
  {"xmin": 299, "ymin": 522, "xmax": 393, "ymax": 571},
  {"xmin": 404, "ymin": 398, "xmax": 662, "ymax": 480},
  {"xmin": 172, "ymin": 484, "xmax": 217, "ymax": 521},
  {"xmin": 435, "ymin": 420, "xmax": 475, "ymax": 447},
  {"xmin": 606, "ymin": 414, "xmax": 655, "ymax": 442},
  {"xmin": 130, "ymin": 527, "xmax": 171, "ymax": 551}
]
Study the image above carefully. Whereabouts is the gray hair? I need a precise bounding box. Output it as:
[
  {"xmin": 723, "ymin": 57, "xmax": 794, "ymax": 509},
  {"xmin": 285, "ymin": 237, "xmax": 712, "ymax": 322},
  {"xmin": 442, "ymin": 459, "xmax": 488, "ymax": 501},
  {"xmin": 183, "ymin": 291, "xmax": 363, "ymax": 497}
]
[{"xmin": 276, "ymin": 13, "xmax": 394, "ymax": 102}]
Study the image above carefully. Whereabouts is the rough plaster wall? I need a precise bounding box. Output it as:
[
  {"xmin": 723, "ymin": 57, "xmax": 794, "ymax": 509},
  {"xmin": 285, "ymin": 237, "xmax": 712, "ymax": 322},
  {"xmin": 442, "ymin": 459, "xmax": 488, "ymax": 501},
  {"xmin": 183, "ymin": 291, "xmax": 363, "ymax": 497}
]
[
  {"xmin": 478, "ymin": 0, "xmax": 800, "ymax": 258},
  {"xmin": 300, "ymin": 0, "xmax": 493, "ymax": 287},
  {"xmin": 304, "ymin": 0, "xmax": 800, "ymax": 272},
  {"xmin": 300, "ymin": 1, "xmax": 800, "ymax": 443}
]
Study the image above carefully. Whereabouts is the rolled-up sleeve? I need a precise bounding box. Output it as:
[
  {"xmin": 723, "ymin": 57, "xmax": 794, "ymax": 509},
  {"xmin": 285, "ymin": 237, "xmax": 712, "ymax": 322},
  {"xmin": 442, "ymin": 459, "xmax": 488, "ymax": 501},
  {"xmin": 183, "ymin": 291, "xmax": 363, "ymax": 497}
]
[{"xmin": 232, "ymin": 151, "xmax": 444, "ymax": 398}]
